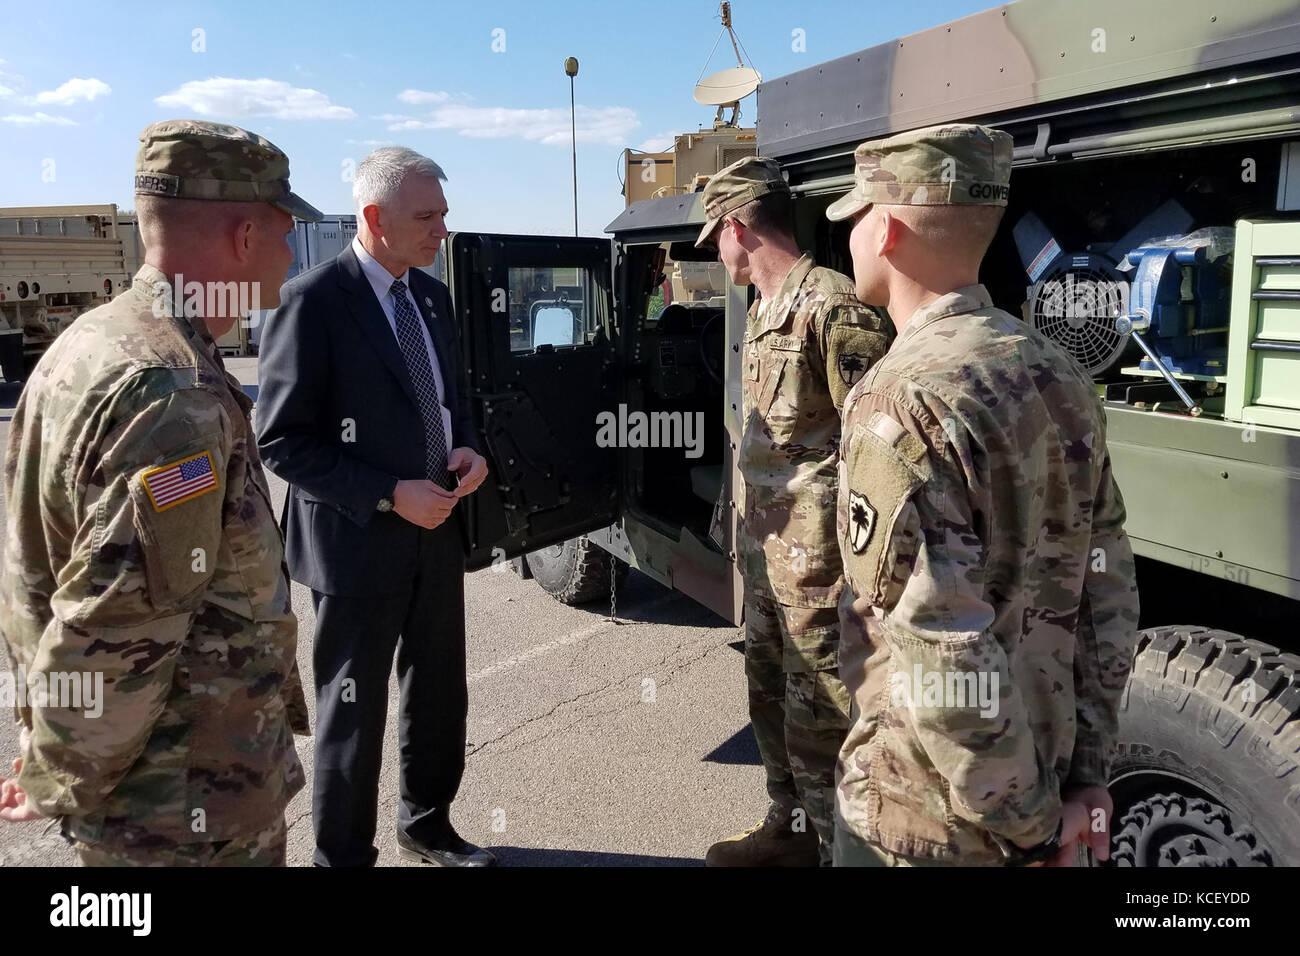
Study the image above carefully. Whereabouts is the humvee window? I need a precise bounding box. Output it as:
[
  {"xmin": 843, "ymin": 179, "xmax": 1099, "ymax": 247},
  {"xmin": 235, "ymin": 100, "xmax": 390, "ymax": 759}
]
[{"xmin": 507, "ymin": 265, "xmax": 597, "ymax": 351}]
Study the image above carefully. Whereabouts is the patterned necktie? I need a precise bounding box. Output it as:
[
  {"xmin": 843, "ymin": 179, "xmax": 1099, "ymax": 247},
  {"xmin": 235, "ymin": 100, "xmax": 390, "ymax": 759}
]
[{"xmin": 389, "ymin": 279, "xmax": 451, "ymax": 488}]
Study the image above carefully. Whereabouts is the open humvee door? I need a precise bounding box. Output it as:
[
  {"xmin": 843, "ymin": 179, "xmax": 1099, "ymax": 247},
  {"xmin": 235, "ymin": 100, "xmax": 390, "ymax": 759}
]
[
  {"xmin": 446, "ymin": 232, "xmax": 620, "ymax": 570},
  {"xmin": 596, "ymin": 196, "xmax": 749, "ymax": 626},
  {"xmin": 447, "ymin": 220, "xmax": 745, "ymax": 626}
]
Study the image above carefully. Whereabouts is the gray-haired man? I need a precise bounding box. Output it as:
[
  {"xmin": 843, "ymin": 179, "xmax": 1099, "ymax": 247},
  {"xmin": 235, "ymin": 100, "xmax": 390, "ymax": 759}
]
[{"xmin": 257, "ymin": 147, "xmax": 492, "ymax": 867}]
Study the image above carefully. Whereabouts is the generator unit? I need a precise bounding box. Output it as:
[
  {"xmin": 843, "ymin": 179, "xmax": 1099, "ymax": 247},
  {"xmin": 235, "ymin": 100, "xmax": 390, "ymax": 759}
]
[{"xmin": 1013, "ymin": 201, "xmax": 1233, "ymax": 416}]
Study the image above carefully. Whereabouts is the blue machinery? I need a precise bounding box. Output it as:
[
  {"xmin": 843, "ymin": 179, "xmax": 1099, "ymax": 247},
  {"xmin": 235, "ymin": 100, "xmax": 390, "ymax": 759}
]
[
  {"xmin": 1114, "ymin": 238, "xmax": 1232, "ymax": 416},
  {"xmin": 1015, "ymin": 202, "xmax": 1232, "ymax": 416}
]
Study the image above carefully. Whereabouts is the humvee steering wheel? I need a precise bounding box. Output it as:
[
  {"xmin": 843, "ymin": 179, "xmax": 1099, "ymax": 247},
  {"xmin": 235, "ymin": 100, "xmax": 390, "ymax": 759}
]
[{"xmin": 699, "ymin": 310, "xmax": 724, "ymax": 384}]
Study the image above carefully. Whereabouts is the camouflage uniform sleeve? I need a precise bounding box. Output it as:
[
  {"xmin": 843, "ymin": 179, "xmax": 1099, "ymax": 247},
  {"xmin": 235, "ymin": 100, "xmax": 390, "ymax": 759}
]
[
  {"xmin": 840, "ymin": 390, "xmax": 1061, "ymax": 849},
  {"xmin": 1068, "ymin": 440, "xmax": 1140, "ymax": 789},
  {"xmin": 816, "ymin": 294, "xmax": 891, "ymax": 411},
  {"xmin": 18, "ymin": 380, "xmax": 228, "ymax": 818}
]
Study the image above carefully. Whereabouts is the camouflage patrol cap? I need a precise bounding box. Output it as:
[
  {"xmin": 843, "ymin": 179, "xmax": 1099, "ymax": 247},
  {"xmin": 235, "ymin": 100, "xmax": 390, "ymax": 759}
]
[
  {"xmin": 134, "ymin": 119, "xmax": 323, "ymax": 221},
  {"xmin": 825, "ymin": 123, "xmax": 1012, "ymax": 222},
  {"xmin": 695, "ymin": 154, "xmax": 790, "ymax": 248}
]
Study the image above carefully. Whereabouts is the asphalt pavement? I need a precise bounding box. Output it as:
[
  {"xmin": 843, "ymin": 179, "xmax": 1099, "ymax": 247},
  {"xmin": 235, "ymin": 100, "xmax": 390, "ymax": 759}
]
[{"xmin": 0, "ymin": 359, "xmax": 766, "ymax": 867}]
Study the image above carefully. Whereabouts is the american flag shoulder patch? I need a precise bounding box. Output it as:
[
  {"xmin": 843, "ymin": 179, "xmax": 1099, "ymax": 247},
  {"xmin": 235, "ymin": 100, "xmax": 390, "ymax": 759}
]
[{"xmin": 140, "ymin": 450, "xmax": 218, "ymax": 512}]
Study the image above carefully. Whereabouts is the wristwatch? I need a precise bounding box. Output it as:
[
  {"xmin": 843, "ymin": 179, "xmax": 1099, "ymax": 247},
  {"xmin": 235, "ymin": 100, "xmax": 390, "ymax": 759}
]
[
  {"xmin": 376, "ymin": 478, "xmax": 398, "ymax": 513},
  {"xmin": 1002, "ymin": 817, "xmax": 1064, "ymax": 867}
]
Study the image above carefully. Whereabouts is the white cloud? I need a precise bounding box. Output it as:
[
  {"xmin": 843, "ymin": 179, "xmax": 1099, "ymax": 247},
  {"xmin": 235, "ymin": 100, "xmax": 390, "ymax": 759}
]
[
  {"xmin": 372, "ymin": 113, "xmax": 414, "ymax": 122},
  {"xmin": 387, "ymin": 104, "xmax": 639, "ymax": 146},
  {"xmin": 155, "ymin": 77, "xmax": 355, "ymax": 120},
  {"xmin": 0, "ymin": 61, "xmax": 25, "ymax": 97},
  {"xmin": 636, "ymin": 131, "xmax": 677, "ymax": 153},
  {"xmin": 33, "ymin": 77, "xmax": 111, "ymax": 106},
  {"xmin": 2, "ymin": 112, "xmax": 76, "ymax": 126},
  {"xmin": 397, "ymin": 89, "xmax": 453, "ymax": 105}
]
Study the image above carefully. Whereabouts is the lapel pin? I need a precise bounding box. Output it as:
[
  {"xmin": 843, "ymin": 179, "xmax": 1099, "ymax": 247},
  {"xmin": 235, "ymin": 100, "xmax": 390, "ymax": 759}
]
[{"xmin": 424, "ymin": 297, "xmax": 433, "ymax": 308}]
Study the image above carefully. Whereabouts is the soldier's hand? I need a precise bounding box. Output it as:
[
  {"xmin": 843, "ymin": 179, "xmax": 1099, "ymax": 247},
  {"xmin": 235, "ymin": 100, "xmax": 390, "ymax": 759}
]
[
  {"xmin": 447, "ymin": 447, "xmax": 489, "ymax": 498},
  {"xmin": 1059, "ymin": 784, "xmax": 1113, "ymax": 863},
  {"xmin": 0, "ymin": 792, "xmax": 41, "ymax": 822},
  {"xmin": 1, "ymin": 766, "xmax": 41, "ymax": 823},
  {"xmin": 392, "ymin": 479, "xmax": 458, "ymax": 529},
  {"xmin": 7, "ymin": 726, "xmax": 27, "ymax": 783},
  {"xmin": 1046, "ymin": 799, "xmax": 1095, "ymax": 867}
]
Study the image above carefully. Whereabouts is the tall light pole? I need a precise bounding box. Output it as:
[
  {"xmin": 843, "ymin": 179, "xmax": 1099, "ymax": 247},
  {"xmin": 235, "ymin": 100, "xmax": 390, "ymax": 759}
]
[{"xmin": 565, "ymin": 56, "xmax": 579, "ymax": 236}]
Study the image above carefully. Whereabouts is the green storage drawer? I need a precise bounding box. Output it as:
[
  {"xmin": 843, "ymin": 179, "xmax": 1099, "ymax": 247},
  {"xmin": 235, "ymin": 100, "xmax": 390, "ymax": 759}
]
[{"xmin": 1226, "ymin": 219, "xmax": 1300, "ymax": 429}]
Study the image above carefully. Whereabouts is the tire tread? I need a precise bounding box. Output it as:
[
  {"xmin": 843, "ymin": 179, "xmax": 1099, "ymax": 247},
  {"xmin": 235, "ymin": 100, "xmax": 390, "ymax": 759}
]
[{"xmin": 525, "ymin": 536, "xmax": 629, "ymax": 605}]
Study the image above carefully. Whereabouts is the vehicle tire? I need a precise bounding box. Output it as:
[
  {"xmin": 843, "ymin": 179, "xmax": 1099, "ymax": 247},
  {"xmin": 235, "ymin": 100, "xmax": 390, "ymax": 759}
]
[
  {"xmin": 525, "ymin": 535, "xmax": 629, "ymax": 606},
  {"xmin": 1109, "ymin": 626, "xmax": 1300, "ymax": 866},
  {"xmin": 6, "ymin": 357, "xmax": 38, "ymax": 384}
]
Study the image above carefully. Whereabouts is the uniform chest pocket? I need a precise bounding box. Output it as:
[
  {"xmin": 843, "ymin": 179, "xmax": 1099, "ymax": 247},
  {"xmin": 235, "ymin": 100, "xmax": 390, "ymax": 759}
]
[
  {"xmin": 741, "ymin": 343, "xmax": 781, "ymax": 419},
  {"xmin": 754, "ymin": 355, "xmax": 787, "ymax": 422},
  {"xmin": 748, "ymin": 333, "xmax": 806, "ymax": 425}
]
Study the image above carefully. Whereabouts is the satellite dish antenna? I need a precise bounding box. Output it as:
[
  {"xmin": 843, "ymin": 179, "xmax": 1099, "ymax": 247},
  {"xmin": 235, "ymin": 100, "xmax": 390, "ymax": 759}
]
[
  {"xmin": 693, "ymin": 2, "xmax": 760, "ymax": 128},
  {"xmin": 693, "ymin": 67, "xmax": 761, "ymax": 106}
]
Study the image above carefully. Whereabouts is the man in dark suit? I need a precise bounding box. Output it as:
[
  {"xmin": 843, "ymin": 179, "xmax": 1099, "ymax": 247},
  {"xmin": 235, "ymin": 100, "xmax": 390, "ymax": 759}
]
[{"xmin": 256, "ymin": 147, "xmax": 492, "ymax": 867}]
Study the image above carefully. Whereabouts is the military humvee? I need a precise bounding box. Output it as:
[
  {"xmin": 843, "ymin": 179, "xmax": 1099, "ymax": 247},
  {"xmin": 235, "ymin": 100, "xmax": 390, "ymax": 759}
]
[{"xmin": 443, "ymin": 0, "xmax": 1300, "ymax": 866}]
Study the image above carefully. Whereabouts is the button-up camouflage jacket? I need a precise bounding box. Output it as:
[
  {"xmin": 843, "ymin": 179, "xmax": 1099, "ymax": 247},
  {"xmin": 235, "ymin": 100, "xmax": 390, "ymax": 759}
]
[
  {"xmin": 1, "ymin": 265, "xmax": 307, "ymax": 851},
  {"xmin": 836, "ymin": 284, "xmax": 1140, "ymax": 863},
  {"xmin": 738, "ymin": 254, "xmax": 891, "ymax": 638}
]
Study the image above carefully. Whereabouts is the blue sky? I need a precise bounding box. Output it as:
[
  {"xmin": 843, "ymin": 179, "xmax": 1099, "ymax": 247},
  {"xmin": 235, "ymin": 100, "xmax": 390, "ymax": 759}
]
[{"xmin": 1, "ymin": 0, "xmax": 994, "ymax": 236}]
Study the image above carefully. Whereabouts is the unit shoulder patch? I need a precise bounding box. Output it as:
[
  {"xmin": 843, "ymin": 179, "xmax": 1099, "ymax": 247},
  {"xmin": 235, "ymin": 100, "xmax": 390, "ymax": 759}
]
[
  {"xmin": 838, "ymin": 352, "xmax": 871, "ymax": 386},
  {"xmin": 841, "ymin": 410, "xmax": 929, "ymax": 603},
  {"xmin": 826, "ymin": 325, "xmax": 887, "ymax": 409},
  {"xmin": 847, "ymin": 490, "xmax": 876, "ymax": 554}
]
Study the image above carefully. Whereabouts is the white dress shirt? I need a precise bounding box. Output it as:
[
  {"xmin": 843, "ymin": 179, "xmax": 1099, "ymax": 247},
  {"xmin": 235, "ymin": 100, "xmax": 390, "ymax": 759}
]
[{"xmin": 351, "ymin": 236, "xmax": 454, "ymax": 448}]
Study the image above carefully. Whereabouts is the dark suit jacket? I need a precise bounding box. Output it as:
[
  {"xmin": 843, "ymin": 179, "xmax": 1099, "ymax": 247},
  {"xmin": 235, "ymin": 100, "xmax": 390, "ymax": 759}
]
[{"xmin": 256, "ymin": 245, "xmax": 478, "ymax": 597}]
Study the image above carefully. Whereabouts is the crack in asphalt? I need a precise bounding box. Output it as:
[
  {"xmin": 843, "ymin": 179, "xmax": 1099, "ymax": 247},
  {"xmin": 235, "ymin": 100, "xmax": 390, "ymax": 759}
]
[
  {"xmin": 466, "ymin": 630, "xmax": 735, "ymax": 760},
  {"xmin": 365, "ymin": 626, "xmax": 736, "ymax": 816},
  {"xmin": 270, "ymin": 599, "xmax": 738, "ymax": 858}
]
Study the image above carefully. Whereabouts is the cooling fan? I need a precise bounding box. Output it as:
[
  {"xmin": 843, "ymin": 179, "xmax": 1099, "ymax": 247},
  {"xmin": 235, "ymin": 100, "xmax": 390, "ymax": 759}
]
[{"xmin": 1025, "ymin": 252, "xmax": 1130, "ymax": 376}]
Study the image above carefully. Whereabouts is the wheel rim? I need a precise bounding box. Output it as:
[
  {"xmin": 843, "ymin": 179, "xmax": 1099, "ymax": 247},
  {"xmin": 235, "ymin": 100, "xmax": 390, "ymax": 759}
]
[{"xmin": 1112, "ymin": 791, "xmax": 1273, "ymax": 867}]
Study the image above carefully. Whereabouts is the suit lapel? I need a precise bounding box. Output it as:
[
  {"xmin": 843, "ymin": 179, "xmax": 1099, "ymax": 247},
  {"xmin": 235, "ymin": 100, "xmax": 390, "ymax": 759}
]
[{"xmin": 337, "ymin": 245, "xmax": 420, "ymax": 407}]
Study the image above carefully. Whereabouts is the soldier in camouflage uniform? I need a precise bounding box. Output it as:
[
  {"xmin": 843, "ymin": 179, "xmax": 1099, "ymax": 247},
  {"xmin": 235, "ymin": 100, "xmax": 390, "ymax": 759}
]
[
  {"xmin": 826, "ymin": 124, "xmax": 1141, "ymax": 866},
  {"xmin": 697, "ymin": 156, "xmax": 892, "ymax": 866},
  {"xmin": 0, "ymin": 120, "xmax": 320, "ymax": 866}
]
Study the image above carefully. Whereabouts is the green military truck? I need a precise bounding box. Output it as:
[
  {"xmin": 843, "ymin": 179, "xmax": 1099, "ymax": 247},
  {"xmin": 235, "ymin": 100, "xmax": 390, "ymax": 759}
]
[{"xmin": 441, "ymin": 0, "xmax": 1300, "ymax": 866}]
